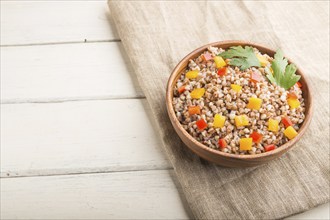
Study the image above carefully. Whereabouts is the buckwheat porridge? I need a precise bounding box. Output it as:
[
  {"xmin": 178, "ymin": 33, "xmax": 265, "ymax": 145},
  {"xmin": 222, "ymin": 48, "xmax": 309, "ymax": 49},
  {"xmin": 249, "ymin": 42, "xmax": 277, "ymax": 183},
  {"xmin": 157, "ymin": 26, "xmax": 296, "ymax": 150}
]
[{"xmin": 173, "ymin": 46, "xmax": 305, "ymax": 155}]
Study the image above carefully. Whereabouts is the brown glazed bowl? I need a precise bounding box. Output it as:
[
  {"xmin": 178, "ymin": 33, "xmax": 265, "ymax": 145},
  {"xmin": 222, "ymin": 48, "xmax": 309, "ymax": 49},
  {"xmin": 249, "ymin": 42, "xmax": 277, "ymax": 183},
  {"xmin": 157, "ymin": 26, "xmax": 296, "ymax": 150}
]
[{"xmin": 166, "ymin": 41, "xmax": 313, "ymax": 167}]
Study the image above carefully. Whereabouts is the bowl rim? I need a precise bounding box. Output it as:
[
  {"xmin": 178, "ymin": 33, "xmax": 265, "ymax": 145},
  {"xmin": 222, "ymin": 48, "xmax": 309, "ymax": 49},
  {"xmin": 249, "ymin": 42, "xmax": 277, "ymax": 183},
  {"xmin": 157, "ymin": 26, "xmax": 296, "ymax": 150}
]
[{"xmin": 166, "ymin": 40, "xmax": 313, "ymax": 160}]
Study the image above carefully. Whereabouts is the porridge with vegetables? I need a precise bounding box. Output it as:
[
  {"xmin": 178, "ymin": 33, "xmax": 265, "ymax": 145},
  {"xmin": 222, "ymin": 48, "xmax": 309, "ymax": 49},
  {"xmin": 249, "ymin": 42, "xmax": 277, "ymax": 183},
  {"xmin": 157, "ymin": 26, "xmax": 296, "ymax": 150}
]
[{"xmin": 173, "ymin": 46, "xmax": 305, "ymax": 155}]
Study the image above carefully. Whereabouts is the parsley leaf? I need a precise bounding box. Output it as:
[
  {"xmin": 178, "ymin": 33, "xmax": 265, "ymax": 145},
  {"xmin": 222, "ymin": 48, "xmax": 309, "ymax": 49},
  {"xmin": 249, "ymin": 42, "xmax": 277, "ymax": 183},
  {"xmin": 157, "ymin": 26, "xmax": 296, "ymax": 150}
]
[
  {"xmin": 266, "ymin": 49, "xmax": 300, "ymax": 90},
  {"xmin": 218, "ymin": 46, "xmax": 260, "ymax": 70},
  {"xmin": 265, "ymin": 67, "xmax": 275, "ymax": 83}
]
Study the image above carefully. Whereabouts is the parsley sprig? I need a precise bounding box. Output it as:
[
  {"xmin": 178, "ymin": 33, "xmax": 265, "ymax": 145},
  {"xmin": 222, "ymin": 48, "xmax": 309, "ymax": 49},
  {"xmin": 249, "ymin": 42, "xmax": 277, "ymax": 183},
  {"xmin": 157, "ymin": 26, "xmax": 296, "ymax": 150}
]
[
  {"xmin": 265, "ymin": 49, "xmax": 300, "ymax": 90},
  {"xmin": 218, "ymin": 46, "xmax": 300, "ymax": 90},
  {"xmin": 218, "ymin": 46, "xmax": 260, "ymax": 70}
]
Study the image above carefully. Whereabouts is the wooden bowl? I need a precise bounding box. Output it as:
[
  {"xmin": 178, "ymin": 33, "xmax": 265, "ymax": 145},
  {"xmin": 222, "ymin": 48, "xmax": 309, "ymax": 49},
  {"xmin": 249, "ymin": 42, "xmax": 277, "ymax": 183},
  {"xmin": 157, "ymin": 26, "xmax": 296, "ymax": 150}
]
[{"xmin": 166, "ymin": 40, "xmax": 313, "ymax": 167}]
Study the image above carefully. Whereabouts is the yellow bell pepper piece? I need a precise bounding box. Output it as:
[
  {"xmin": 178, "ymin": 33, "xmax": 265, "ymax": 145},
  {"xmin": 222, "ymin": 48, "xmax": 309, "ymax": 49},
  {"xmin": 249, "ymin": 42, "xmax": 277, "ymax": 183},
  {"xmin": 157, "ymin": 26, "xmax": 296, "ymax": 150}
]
[
  {"xmin": 287, "ymin": 98, "xmax": 300, "ymax": 109},
  {"xmin": 268, "ymin": 118, "xmax": 279, "ymax": 132},
  {"xmin": 231, "ymin": 84, "xmax": 242, "ymax": 92},
  {"xmin": 213, "ymin": 114, "xmax": 226, "ymax": 128},
  {"xmin": 185, "ymin": 70, "xmax": 199, "ymax": 79},
  {"xmin": 190, "ymin": 88, "xmax": 205, "ymax": 99},
  {"xmin": 240, "ymin": 138, "xmax": 253, "ymax": 151},
  {"xmin": 214, "ymin": 56, "xmax": 226, "ymax": 68},
  {"xmin": 256, "ymin": 54, "xmax": 268, "ymax": 67},
  {"xmin": 235, "ymin": 115, "xmax": 249, "ymax": 127},
  {"xmin": 247, "ymin": 97, "xmax": 263, "ymax": 110},
  {"xmin": 283, "ymin": 126, "xmax": 298, "ymax": 140},
  {"xmin": 242, "ymin": 115, "xmax": 249, "ymax": 126}
]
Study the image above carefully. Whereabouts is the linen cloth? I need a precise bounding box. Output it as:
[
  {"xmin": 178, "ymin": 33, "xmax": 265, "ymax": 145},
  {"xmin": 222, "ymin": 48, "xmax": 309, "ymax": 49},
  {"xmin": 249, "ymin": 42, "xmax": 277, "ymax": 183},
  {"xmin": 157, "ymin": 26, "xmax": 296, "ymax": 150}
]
[{"xmin": 108, "ymin": 1, "xmax": 329, "ymax": 219}]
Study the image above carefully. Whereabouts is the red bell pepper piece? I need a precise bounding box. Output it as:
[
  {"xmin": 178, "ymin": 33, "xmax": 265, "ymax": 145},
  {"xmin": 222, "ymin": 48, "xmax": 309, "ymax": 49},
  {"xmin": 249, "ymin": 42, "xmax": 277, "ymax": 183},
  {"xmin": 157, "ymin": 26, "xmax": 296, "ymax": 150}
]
[
  {"xmin": 295, "ymin": 81, "xmax": 302, "ymax": 88},
  {"xmin": 250, "ymin": 131, "xmax": 263, "ymax": 143},
  {"xmin": 281, "ymin": 116, "xmax": 293, "ymax": 128},
  {"xmin": 264, "ymin": 144, "xmax": 276, "ymax": 152},
  {"xmin": 287, "ymin": 92, "xmax": 298, "ymax": 99},
  {"xmin": 250, "ymin": 71, "xmax": 262, "ymax": 83},
  {"xmin": 178, "ymin": 86, "xmax": 186, "ymax": 94},
  {"xmin": 196, "ymin": 119, "xmax": 207, "ymax": 131},
  {"xmin": 217, "ymin": 67, "xmax": 227, "ymax": 76},
  {"xmin": 188, "ymin": 106, "xmax": 201, "ymax": 115},
  {"xmin": 218, "ymin": 138, "xmax": 227, "ymax": 149},
  {"xmin": 202, "ymin": 52, "xmax": 213, "ymax": 62}
]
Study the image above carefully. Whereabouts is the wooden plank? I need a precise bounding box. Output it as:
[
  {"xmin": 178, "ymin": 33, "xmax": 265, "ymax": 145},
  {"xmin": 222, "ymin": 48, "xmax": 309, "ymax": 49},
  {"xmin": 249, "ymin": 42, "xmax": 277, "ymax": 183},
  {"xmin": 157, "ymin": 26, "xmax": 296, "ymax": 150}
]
[
  {"xmin": 1, "ymin": 159, "xmax": 328, "ymax": 220},
  {"xmin": 1, "ymin": 42, "xmax": 144, "ymax": 103},
  {"xmin": 0, "ymin": 1, "xmax": 119, "ymax": 45},
  {"xmin": 0, "ymin": 170, "xmax": 191, "ymax": 219},
  {"xmin": 1, "ymin": 99, "xmax": 171, "ymax": 177}
]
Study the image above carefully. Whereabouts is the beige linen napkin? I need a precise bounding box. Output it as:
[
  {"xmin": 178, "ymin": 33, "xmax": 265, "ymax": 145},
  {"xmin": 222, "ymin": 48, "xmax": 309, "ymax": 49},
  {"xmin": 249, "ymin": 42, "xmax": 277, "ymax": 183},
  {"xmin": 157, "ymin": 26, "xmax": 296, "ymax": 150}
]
[{"xmin": 108, "ymin": 1, "xmax": 329, "ymax": 219}]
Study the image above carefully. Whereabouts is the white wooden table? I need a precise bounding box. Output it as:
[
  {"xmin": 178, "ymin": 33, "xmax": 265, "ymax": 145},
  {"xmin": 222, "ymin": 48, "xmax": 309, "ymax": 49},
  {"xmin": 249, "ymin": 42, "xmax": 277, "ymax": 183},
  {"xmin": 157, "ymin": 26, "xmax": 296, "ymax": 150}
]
[{"xmin": 1, "ymin": 1, "xmax": 329, "ymax": 219}]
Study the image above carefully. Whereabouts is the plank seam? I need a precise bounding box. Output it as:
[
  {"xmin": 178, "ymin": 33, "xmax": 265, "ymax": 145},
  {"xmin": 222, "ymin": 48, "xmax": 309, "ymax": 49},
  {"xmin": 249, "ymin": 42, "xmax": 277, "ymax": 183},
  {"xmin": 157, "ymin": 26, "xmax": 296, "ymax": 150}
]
[
  {"xmin": 0, "ymin": 39, "xmax": 121, "ymax": 47},
  {"xmin": 1, "ymin": 167, "xmax": 174, "ymax": 179},
  {"xmin": 1, "ymin": 95, "xmax": 146, "ymax": 104}
]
